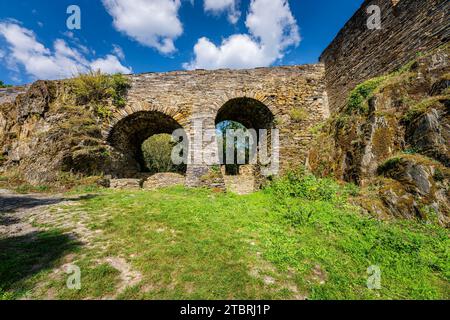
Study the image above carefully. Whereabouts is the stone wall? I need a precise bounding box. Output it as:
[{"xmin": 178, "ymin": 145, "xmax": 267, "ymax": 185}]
[
  {"xmin": 107, "ymin": 64, "xmax": 328, "ymax": 186},
  {"xmin": 320, "ymin": 0, "xmax": 449, "ymax": 113},
  {"xmin": 0, "ymin": 65, "xmax": 329, "ymax": 188}
]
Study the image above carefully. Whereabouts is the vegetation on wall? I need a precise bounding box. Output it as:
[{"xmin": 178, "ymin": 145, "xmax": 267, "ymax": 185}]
[
  {"xmin": 71, "ymin": 71, "xmax": 131, "ymax": 118},
  {"xmin": 289, "ymin": 107, "xmax": 309, "ymax": 122},
  {"xmin": 345, "ymin": 76, "xmax": 387, "ymax": 114}
]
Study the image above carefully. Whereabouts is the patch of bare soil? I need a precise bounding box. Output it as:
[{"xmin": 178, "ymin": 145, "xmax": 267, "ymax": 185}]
[
  {"xmin": 0, "ymin": 189, "xmax": 141, "ymax": 299},
  {"xmin": 104, "ymin": 257, "xmax": 142, "ymax": 296}
]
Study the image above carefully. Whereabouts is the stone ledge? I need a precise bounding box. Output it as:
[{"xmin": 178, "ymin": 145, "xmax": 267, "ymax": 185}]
[
  {"xmin": 110, "ymin": 179, "xmax": 142, "ymax": 190},
  {"xmin": 142, "ymin": 173, "xmax": 185, "ymax": 190}
]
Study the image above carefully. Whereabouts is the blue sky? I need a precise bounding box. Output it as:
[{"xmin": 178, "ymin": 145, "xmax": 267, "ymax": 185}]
[{"xmin": 0, "ymin": 0, "xmax": 364, "ymax": 85}]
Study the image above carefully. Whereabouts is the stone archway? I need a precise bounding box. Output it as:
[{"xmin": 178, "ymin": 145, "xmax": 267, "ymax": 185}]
[
  {"xmin": 106, "ymin": 110, "xmax": 187, "ymax": 178},
  {"xmin": 214, "ymin": 97, "xmax": 276, "ymax": 194},
  {"xmin": 215, "ymin": 97, "xmax": 275, "ymax": 131}
]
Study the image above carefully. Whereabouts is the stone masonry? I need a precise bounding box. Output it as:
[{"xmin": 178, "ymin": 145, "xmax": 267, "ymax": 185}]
[
  {"xmin": 321, "ymin": 0, "xmax": 449, "ymax": 113},
  {"xmin": 105, "ymin": 64, "xmax": 328, "ymax": 188}
]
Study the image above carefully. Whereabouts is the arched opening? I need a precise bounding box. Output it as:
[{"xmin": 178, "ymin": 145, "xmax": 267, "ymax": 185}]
[
  {"xmin": 107, "ymin": 111, "xmax": 187, "ymax": 177},
  {"xmin": 215, "ymin": 98, "xmax": 275, "ymax": 131},
  {"xmin": 215, "ymin": 98, "xmax": 275, "ymax": 193}
]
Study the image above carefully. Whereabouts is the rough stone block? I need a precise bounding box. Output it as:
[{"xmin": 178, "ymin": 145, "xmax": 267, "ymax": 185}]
[{"xmin": 110, "ymin": 179, "xmax": 142, "ymax": 190}]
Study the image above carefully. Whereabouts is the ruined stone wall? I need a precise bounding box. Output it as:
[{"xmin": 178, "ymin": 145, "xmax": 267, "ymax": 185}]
[
  {"xmin": 320, "ymin": 0, "xmax": 449, "ymax": 113},
  {"xmin": 109, "ymin": 64, "xmax": 328, "ymax": 186},
  {"xmin": 0, "ymin": 65, "xmax": 328, "ymax": 188}
]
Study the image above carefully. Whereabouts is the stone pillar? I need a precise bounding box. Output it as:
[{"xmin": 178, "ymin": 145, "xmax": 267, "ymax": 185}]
[{"xmin": 185, "ymin": 112, "xmax": 225, "ymax": 190}]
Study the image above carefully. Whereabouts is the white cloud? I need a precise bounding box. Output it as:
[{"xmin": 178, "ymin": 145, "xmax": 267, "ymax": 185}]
[
  {"xmin": 0, "ymin": 22, "xmax": 132, "ymax": 80},
  {"xmin": 183, "ymin": 34, "xmax": 272, "ymax": 70},
  {"xmin": 184, "ymin": 0, "xmax": 300, "ymax": 70},
  {"xmin": 204, "ymin": 0, "xmax": 240, "ymax": 24},
  {"xmin": 102, "ymin": 0, "xmax": 183, "ymax": 54},
  {"xmin": 90, "ymin": 55, "xmax": 131, "ymax": 74},
  {"xmin": 112, "ymin": 44, "xmax": 125, "ymax": 60}
]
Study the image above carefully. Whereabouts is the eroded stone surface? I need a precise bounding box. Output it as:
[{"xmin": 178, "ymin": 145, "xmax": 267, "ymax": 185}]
[
  {"xmin": 110, "ymin": 179, "xmax": 142, "ymax": 190},
  {"xmin": 142, "ymin": 173, "xmax": 185, "ymax": 190}
]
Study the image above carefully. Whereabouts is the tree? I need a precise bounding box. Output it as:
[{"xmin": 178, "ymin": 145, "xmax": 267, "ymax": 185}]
[
  {"xmin": 0, "ymin": 80, "xmax": 12, "ymax": 88},
  {"xmin": 216, "ymin": 120, "xmax": 252, "ymax": 175}
]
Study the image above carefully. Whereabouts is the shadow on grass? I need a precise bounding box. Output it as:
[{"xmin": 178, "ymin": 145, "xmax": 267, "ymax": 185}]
[
  {"xmin": 0, "ymin": 194, "xmax": 98, "ymax": 214},
  {"xmin": 0, "ymin": 215, "xmax": 21, "ymax": 226},
  {"xmin": 0, "ymin": 230, "xmax": 80, "ymax": 295}
]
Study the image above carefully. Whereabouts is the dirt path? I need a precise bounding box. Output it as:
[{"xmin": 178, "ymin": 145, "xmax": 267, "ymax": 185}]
[
  {"xmin": 1, "ymin": 189, "xmax": 68, "ymax": 238},
  {"xmin": 0, "ymin": 189, "xmax": 142, "ymax": 299}
]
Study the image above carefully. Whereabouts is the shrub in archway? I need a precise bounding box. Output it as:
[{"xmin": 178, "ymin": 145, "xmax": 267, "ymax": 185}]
[{"xmin": 141, "ymin": 134, "xmax": 184, "ymax": 175}]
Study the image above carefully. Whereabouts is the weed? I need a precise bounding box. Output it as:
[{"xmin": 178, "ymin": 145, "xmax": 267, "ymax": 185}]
[{"xmin": 290, "ymin": 108, "xmax": 309, "ymax": 122}]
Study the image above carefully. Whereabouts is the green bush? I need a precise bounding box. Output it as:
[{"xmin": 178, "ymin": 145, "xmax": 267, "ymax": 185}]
[
  {"xmin": 0, "ymin": 80, "xmax": 12, "ymax": 88},
  {"xmin": 0, "ymin": 288, "xmax": 14, "ymax": 300},
  {"xmin": 141, "ymin": 134, "xmax": 185, "ymax": 174},
  {"xmin": 265, "ymin": 168, "xmax": 362, "ymax": 226},
  {"xmin": 266, "ymin": 168, "xmax": 342, "ymax": 202},
  {"xmin": 72, "ymin": 71, "xmax": 113, "ymax": 105},
  {"xmin": 110, "ymin": 73, "xmax": 131, "ymax": 108}
]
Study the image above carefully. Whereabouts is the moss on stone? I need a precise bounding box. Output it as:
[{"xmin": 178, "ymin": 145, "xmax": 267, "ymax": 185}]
[
  {"xmin": 377, "ymin": 157, "xmax": 403, "ymax": 176},
  {"xmin": 289, "ymin": 107, "xmax": 309, "ymax": 122},
  {"xmin": 346, "ymin": 76, "xmax": 387, "ymax": 114},
  {"xmin": 402, "ymin": 95, "xmax": 449, "ymax": 124}
]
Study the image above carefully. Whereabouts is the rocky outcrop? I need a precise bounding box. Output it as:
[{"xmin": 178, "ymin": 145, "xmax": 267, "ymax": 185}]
[
  {"xmin": 377, "ymin": 156, "xmax": 449, "ymax": 225},
  {"xmin": 0, "ymin": 86, "xmax": 30, "ymax": 105},
  {"xmin": 309, "ymin": 46, "xmax": 450, "ymax": 226},
  {"xmin": 0, "ymin": 80, "xmax": 123, "ymax": 184},
  {"xmin": 15, "ymin": 81, "xmax": 57, "ymax": 121},
  {"xmin": 405, "ymin": 107, "xmax": 449, "ymax": 166}
]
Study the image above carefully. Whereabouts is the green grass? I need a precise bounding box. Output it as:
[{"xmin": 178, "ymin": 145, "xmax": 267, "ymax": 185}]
[
  {"xmin": 1, "ymin": 175, "xmax": 448, "ymax": 300},
  {"xmin": 0, "ymin": 230, "xmax": 79, "ymax": 299}
]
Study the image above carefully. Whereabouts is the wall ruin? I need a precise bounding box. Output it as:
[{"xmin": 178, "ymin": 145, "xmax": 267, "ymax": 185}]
[
  {"xmin": 320, "ymin": 0, "xmax": 449, "ymax": 113},
  {"xmin": 106, "ymin": 64, "xmax": 328, "ymax": 188}
]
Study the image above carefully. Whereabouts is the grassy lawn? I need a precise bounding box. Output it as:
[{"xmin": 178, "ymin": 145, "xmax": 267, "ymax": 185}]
[{"xmin": 1, "ymin": 176, "xmax": 449, "ymax": 300}]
